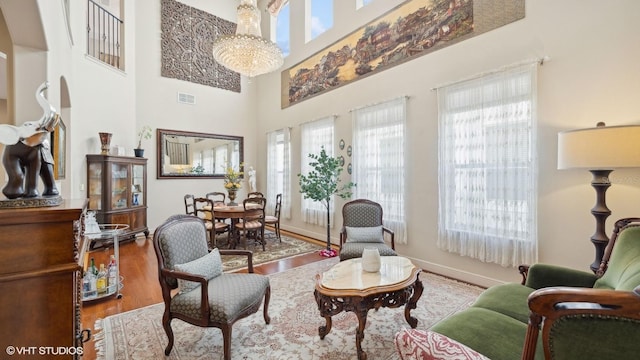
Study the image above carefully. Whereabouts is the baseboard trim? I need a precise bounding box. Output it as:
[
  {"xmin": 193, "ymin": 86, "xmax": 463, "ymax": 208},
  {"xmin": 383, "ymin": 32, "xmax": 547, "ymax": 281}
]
[{"xmin": 407, "ymin": 257, "xmax": 505, "ymax": 288}]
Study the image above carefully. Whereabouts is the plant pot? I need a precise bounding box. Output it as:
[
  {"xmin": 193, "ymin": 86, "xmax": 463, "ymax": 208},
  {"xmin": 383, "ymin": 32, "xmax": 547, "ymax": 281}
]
[{"xmin": 134, "ymin": 148, "xmax": 144, "ymax": 158}]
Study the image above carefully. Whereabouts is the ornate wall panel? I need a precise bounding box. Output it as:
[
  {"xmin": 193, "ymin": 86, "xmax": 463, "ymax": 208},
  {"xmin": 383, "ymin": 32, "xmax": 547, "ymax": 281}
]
[
  {"xmin": 282, "ymin": 0, "xmax": 525, "ymax": 108},
  {"xmin": 161, "ymin": 0, "xmax": 240, "ymax": 92}
]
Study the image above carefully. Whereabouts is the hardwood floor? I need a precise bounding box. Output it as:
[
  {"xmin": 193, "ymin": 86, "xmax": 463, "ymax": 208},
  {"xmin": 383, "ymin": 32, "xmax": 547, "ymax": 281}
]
[{"xmin": 80, "ymin": 229, "xmax": 332, "ymax": 359}]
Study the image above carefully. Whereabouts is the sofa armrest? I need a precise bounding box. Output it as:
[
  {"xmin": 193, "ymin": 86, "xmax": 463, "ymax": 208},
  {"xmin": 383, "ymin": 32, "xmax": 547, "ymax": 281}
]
[
  {"xmin": 521, "ymin": 287, "xmax": 640, "ymax": 360},
  {"xmin": 383, "ymin": 226, "xmax": 395, "ymax": 250},
  {"xmin": 524, "ymin": 263, "xmax": 597, "ymax": 289},
  {"xmin": 528, "ymin": 286, "xmax": 640, "ymax": 318}
]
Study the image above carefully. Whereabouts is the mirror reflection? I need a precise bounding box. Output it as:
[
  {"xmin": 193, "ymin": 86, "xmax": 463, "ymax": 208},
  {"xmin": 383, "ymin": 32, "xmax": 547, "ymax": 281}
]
[{"xmin": 157, "ymin": 129, "xmax": 244, "ymax": 179}]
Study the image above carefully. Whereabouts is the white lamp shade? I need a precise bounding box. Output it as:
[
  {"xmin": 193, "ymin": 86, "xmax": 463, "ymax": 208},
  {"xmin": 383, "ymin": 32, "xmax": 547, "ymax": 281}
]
[{"xmin": 557, "ymin": 124, "xmax": 640, "ymax": 169}]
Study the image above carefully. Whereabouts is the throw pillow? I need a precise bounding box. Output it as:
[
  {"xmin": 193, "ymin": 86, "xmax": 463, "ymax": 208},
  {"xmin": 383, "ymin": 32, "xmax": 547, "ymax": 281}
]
[
  {"xmin": 174, "ymin": 248, "xmax": 223, "ymax": 293},
  {"xmin": 394, "ymin": 329, "xmax": 489, "ymax": 360},
  {"xmin": 345, "ymin": 225, "xmax": 384, "ymax": 243}
]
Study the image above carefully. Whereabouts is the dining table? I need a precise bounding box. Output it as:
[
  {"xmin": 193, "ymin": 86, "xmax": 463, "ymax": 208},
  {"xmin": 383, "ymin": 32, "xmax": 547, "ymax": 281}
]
[{"xmin": 207, "ymin": 203, "xmax": 261, "ymax": 248}]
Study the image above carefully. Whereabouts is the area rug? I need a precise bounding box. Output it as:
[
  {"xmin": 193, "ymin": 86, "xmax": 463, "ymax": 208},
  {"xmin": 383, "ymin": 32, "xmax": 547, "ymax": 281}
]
[
  {"xmin": 94, "ymin": 258, "xmax": 484, "ymax": 360},
  {"xmin": 220, "ymin": 233, "xmax": 324, "ymax": 272}
]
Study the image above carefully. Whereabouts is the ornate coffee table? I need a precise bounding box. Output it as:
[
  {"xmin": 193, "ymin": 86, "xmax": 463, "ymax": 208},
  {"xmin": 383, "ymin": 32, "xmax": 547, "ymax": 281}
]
[{"xmin": 314, "ymin": 256, "xmax": 423, "ymax": 360}]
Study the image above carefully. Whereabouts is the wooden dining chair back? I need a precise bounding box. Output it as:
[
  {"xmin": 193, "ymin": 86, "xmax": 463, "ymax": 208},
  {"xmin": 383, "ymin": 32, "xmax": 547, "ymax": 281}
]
[
  {"xmin": 235, "ymin": 197, "xmax": 267, "ymax": 250},
  {"xmin": 193, "ymin": 197, "xmax": 228, "ymax": 248},
  {"xmin": 265, "ymin": 193, "xmax": 282, "ymax": 242},
  {"xmin": 184, "ymin": 194, "xmax": 196, "ymax": 216},
  {"xmin": 153, "ymin": 214, "xmax": 270, "ymax": 360},
  {"xmin": 247, "ymin": 191, "xmax": 264, "ymax": 198},
  {"xmin": 206, "ymin": 191, "xmax": 226, "ymax": 206}
]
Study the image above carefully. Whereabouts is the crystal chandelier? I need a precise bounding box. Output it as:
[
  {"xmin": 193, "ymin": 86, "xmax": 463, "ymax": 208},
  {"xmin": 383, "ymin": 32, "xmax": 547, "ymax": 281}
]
[{"xmin": 212, "ymin": 0, "xmax": 284, "ymax": 78}]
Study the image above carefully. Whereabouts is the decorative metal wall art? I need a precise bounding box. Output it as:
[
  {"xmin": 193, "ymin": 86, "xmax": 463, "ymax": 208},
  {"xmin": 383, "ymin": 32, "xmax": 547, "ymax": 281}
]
[
  {"xmin": 281, "ymin": 0, "xmax": 525, "ymax": 108},
  {"xmin": 161, "ymin": 0, "xmax": 240, "ymax": 92}
]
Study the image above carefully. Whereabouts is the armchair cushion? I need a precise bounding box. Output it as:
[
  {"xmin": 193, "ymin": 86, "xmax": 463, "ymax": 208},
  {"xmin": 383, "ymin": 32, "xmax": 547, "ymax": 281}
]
[
  {"xmin": 594, "ymin": 225, "xmax": 640, "ymax": 290},
  {"xmin": 395, "ymin": 329, "xmax": 489, "ymax": 360},
  {"xmin": 340, "ymin": 242, "xmax": 397, "ymax": 261},
  {"xmin": 431, "ymin": 307, "xmax": 542, "ymax": 359},
  {"xmin": 174, "ymin": 248, "xmax": 223, "ymax": 293},
  {"xmin": 171, "ymin": 273, "xmax": 270, "ymax": 322},
  {"xmin": 471, "ymin": 283, "xmax": 535, "ymax": 323},
  {"xmin": 345, "ymin": 225, "xmax": 384, "ymax": 243}
]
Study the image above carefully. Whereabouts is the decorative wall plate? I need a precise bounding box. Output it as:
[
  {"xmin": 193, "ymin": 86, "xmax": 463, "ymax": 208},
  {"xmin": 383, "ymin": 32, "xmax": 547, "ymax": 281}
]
[
  {"xmin": 347, "ymin": 145, "xmax": 352, "ymax": 157},
  {"xmin": 339, "ymin": 139, "xmax": 345, "ymax": 150},
  {"xmin": 338, "ymin": 155, "xmax": 345, "ymax": 166},
  {"xmin": 347, "ymin": 163, "xmax": 352, "ymax": 174}
]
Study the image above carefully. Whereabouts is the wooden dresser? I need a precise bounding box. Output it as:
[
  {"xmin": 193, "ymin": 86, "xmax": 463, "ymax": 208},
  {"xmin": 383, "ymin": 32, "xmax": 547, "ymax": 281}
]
[{"xmin": 0, "ymin": 200, "xmax": 89, "ymax": 359}]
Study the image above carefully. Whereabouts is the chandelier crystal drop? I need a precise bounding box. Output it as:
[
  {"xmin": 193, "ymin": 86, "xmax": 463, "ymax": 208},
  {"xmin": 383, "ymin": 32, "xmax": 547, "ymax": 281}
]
[{"xmin": 212, "ymin": 0, "xmax": 284, "ymax": 78}]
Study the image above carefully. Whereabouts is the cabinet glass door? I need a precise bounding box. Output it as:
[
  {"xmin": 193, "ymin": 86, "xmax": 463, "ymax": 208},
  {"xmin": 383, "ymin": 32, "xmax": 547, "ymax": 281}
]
[
  {"xmin": 131, "ymin": 164, "xmax": 144, "ymax": 207},
  {"xmin": 111, "ymin": 163, "xmax": 128, "ymax": 209},
  {"xmin": 88, "ymin": 163, "xmax": 102, "ymax": 210}
]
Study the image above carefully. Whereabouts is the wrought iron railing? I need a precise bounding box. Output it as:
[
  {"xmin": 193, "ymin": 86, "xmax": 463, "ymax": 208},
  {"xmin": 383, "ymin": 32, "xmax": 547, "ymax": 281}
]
[{"xmin": 87, "ymin": 0, "xmax": 123, "ymax": 69}]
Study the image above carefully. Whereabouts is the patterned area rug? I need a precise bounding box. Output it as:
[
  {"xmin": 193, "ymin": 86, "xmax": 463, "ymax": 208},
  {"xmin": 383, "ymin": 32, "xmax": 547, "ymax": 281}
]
[
  {"xmin": 219, "ymin": 233, "xmax": 324, "ymax": 271},
  {"xmin": 94, "ymin": 258, "xmax": 484, "ymax": 360}
]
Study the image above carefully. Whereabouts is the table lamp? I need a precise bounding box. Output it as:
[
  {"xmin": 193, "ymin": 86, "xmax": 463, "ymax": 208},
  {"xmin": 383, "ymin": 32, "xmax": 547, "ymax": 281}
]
[{"xmin": 558, "ymin": 122, "xmax": 640, "ymax": 272}]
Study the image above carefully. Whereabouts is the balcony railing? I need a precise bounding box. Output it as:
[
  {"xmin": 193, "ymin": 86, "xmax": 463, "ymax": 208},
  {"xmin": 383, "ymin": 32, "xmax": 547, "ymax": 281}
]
[{"xmin": 87, "ymin": 0, "xmax": 123, "ymax": 69}]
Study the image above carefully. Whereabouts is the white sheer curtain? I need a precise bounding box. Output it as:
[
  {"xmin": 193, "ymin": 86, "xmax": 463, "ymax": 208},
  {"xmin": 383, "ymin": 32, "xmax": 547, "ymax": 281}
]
[
  {"xmin": 266, "ymin": 127, "xmax": 291, "ymax": 219},
  {"xmin": 300, "ymin": 116, "xmax": 335, "ymax": 226},
  {"xmin": 437, "ymin": 63, "xmax": 538, "ymax": 267},
  {"xmin": 352, "ymin": 97, "xmax": 407, "ymax": 244}
]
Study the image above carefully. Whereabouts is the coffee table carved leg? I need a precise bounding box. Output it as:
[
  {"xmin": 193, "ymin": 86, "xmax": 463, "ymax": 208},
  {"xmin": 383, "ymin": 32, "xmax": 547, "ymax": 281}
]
[
  {"xmin": 354, "ymin": 306, "xmax": 370, "ymax": 360},
  {"xmin": 404, "ymin": 277, "xmax": 424, "ymax": 328},
  {"xmin": 318, "ymin": 315, "xmax": 332, "ymax": 339},
  {"xmin": 315, "ymin": 289, "xmax": 340, "ymax": 339}
]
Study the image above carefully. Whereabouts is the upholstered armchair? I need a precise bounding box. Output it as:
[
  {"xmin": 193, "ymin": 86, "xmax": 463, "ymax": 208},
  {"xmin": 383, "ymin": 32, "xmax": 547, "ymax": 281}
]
[
  {"xmin": 339, "ymin": 199, "xmax": 397, "ymax": 261},
  {"xmin": 153, "ymin": 215, "xmax": 270, "ymax": 360},
  {"xmin": 520, "ymin": 217, "xmax": 640, "ymax": 360}
]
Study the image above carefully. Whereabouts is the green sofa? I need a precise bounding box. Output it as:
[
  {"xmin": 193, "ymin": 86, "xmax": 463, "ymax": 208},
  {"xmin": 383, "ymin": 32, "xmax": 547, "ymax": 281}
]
[{"xmin": 428, "ymin": 217, "xmax": 640, "ymax": 360}]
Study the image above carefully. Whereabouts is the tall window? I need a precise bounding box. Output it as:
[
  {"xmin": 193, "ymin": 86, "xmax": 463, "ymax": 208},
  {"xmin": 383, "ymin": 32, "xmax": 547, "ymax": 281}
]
[
  {"xmin": 274, "ymin": 2, "xmax": 290, "ymax": 57},
  {"xmin": 306, "ymin": 0, "xmax": 333, "ymax": 42},
  {"xmin": 267, "ymin": 128, "xmax": 291, "ymax": 219},
  {"xmin": 437, "ymin": 63, "xmax": 538, "ymax": 267},
  {"xmin": 352, "ymin": 97, "xmax": 407, "ymax": 244},
  {"xmin": 300, "ymin": 116, "xmax": 335, "ymax": 225}
]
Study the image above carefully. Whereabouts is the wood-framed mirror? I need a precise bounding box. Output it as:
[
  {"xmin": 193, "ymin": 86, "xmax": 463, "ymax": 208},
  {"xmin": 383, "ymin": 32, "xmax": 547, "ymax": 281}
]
[{"xmin": 157, "ymin": 128, "xmax": 244, "ymax": 179}]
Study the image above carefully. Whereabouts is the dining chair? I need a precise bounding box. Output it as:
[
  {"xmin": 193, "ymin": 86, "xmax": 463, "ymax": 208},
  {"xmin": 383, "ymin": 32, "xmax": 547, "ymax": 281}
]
[
  {"xmin": 184, "ymin": 194, "xmax": 195, "ymax": 216},
  {"xmin": 193, "ymin": 197, "xmax": 229, "ymax": 248},
  {"xmin": 339, "ymin": 199, "xmax": 397, "ymax": 261},
  {"xmin": 264, "ymin": 193, "xmax": 282, "ymax": 242},
  {"xmin": 153, "ymin": 215, "xmax": 270, "ymax": 360},
  {"xmin": 206, "ymin": 191, "xmax": 229, "ymax": 224},
  {"xmin": 206, "ymin": 191, "xmax": 226, "ymax": 206},
  {"xmin": 235, "ymin": 197, "xmax": 267, "ymax": 251},
  {"xmin": 247, "ymin": 191, "xmax": 264, "ymax": 198}
]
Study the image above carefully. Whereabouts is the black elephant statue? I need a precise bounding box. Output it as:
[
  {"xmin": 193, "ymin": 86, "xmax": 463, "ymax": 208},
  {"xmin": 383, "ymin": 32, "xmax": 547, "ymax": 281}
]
[{"xmin": 0, "ymin": 82, "xmax": 60, "ymax": 199}]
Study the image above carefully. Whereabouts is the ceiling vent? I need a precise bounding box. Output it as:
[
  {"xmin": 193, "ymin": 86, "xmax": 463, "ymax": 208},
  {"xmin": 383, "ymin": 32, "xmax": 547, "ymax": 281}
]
[{"xmin": 177, "ymin": 92, "xmax": 196, "ymax": 105}]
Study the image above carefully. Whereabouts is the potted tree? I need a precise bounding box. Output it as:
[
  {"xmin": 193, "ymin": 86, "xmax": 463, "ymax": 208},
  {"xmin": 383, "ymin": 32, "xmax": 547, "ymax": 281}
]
[
  {"xmin": 134, "ymin": 125, "xmax": 152, "ymax": 157},
  {"xmin": 298, "ymin": 147, "xmax": 355, "ymax": 257}
]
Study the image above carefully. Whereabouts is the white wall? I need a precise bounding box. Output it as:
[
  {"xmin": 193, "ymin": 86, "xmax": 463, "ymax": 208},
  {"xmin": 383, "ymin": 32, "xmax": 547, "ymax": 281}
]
[
  {"xmin": 3, "ymin": 0, "xmax": 640, "ymax": 287},
  {"xmin": 134, "ymin": 0, "xmax": 258, "ymax": 228},
  {"xmin": 254, "ymin": 0, "xmax": 640, "ymax": 286}
]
